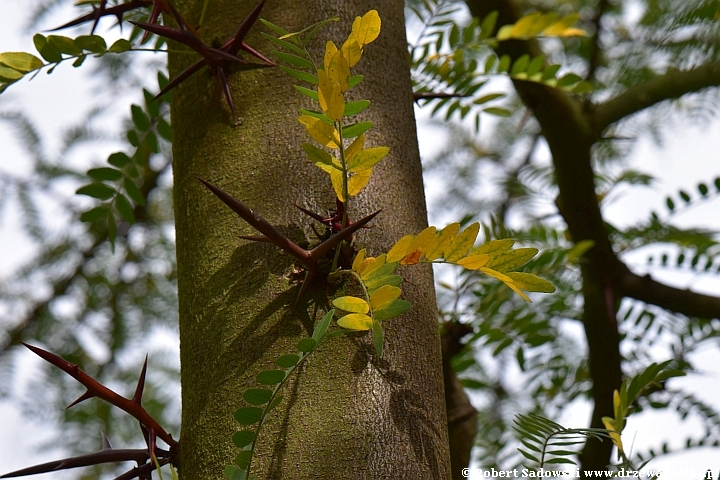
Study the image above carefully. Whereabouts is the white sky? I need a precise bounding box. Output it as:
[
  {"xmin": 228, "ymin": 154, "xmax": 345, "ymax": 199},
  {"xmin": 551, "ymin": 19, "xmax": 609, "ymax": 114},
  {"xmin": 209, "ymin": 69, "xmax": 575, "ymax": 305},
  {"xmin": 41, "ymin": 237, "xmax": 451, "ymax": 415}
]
[{"xmin": 2, "ymin": 1, "xmax": 720, "ymax": 479}]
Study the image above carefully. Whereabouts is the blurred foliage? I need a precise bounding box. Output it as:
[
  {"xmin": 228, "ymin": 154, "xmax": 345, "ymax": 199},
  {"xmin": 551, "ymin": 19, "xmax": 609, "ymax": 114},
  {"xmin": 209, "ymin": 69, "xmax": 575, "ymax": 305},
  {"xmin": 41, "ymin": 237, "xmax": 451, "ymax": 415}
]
[{"xmin": 1, "ymin": 0, "xmax": 720, "ymax": 478}]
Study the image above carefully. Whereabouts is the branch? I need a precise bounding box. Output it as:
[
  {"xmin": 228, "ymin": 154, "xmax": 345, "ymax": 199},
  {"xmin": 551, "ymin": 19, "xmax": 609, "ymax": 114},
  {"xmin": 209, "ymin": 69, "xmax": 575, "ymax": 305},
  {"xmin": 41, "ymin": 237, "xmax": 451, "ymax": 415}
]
[
  {"xmin": 620, "ymin": 269, "xmax": 720, "ymax": 320},
  {"xmin": 585, "ymin": 0, "xmax": 611, "ymax": 82},
  {"xmin": 593, "ymin": 59, "xmax": 720, "ymax": 134}
]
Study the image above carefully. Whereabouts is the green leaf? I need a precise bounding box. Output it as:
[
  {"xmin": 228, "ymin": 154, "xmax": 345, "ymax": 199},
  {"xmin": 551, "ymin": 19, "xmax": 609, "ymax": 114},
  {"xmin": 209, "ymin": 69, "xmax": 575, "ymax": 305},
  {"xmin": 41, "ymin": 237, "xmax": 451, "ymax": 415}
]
[
  {"xmin": 483, "ymin": 107, "xmax": 511, "ymax": 117},
  {"xmin": 312, "ymin": 310, "xmax": 334, "ymax": 342},
  {"xmin": 232, "ymin": 430, "xmax": 256, "ymax": 448},
  {"xmin": 479, "ymin": 11, "xmax": 499, "ymax": 40},
  {"xmin": 234, "ymin": 450, "xmax": 252, "ymax": 469},
  {"xmin": 297, "ymin": 338, "xmax": 317, "ymax": 352},
  {"xmin": 79, "ymin": 206, "xmax": 109, "ymax": 222},
  {"xmin": 256, "ymin": 370, "xmax": 286, "ymax": 385},
  {"xmin": 157, "ymin": 117, "xmax": 172, "ymax": 141},
  {"xmin": 348, "ymin": 75, "xmax": 363, "ymax": 88},
  {"xmin": 108, "ymin": 152, "xmax": 131, "ymax": 168},
  {"xmin": 302, "ymin": 143, "xmax": 339, "ymax": 171},
  {"xmin": 372, "ymin": 299, "xmax": 411, "ymax": 321},
  {"xmin": 473, "ymin": 93, "xmax": 505, "ymax": 105},
  {"xmin": 557, "ymin": 73, "xmax": 582, "ymax": 88},
  {"xmin": 225, "ymin": 465, "xmax": 246, "ymax": 480},
  {"xmin": 127, "ymin": 129, "xmax": 140, "ymax": 147},
  {"xmin": 505, "ymin": 272, "xmax": 556, "ymax": 293},
  {"xmin": 74, "ymin": 35, "xmax": 107, "ymax": 54},
  {"xmin": 343, "ymin": 99, "xmax": 370, "ymax": 116},
  {"xmin": 294, "ymin": 85, "xmax": 318, "ymax": 100},
  {"xmin": 510, "ymin": 54, "xmax": 529, "ymax": 75},
  {"xmin": 273, "ymin": 51, "xmax": 313, "ymax": 69},
  {"xmin": 76, "ymin": 183, "xmax": 115, "ymax": 200},
  {"xmin": 131, "ymin": 104, "xmax": 150, "ymax": 131},
  {"xmin": 115, "ymin": 194, "xmax": 135, "ymax": 223},
  {"xmin": 364, "ymin": 274, "xmax": 402, "ymax": 293},
  {"xmin": 124, "ymin": 179, "xmax": 144, "ymax": 206},
  {"xmin": 342, "ymin": 121, "xmax": 373, "ymax": 138},
  {"xmin": 234, "ymin": 407, "xmax": 263, "ymax": 425},
  {"xmin": 109, "ymin": 39, "xmax": 132, "ymax": 53},
  {"xmin": 88, "ymin": 167, "xmax": 122, "ymax": 182},
  {"xmin": 0, "ymin": 66, "xmax": 23, "ymax": 82},
  {"xmin": 486, "ymin": 247, "xmax": 539, "ymax": 272},
  {"xmin": 72, "ymin": 55, "xmax": 86, "ymax": 67},
  {"xmin": 261, "ymin": 32, "xmax": 307, "ymax": 57},
  {"xmin": 0, "ymin": 52, "xmax": 44, "ymax": 73},
  {"xmin": 497, "ymin": 55, "xmax": 511, "ymax": 73},
  {"xmin": 372, "ymin": 319, "xmax": 383, "ymax": 357},
  {"xmin": 280, "ymin": 65, "xmax": 317, "ymax": 84},
  {"xmin": 347, "ymin": 147, "xmax": 389, "ymax": 172},
  {"xmin": 47, "ymin": 35, "xmax": 82, "ymax": 56},
  {"xmin": 275, "ymin": 354, "xmax": 300, "ymax": 368},
  {"xmin": 243, "ymin": 388, "xmax": 273, "ymax": 405},
  {"xmin": 33, "ymin": 34, "xmax": 62, "ymax": 63}
]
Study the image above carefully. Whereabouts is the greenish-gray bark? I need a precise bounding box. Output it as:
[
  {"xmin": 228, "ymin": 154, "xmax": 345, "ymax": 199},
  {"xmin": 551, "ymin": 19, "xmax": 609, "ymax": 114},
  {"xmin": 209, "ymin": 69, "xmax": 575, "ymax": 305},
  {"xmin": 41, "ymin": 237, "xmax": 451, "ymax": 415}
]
[{"xmin": 170, "ymin": 1, "xmax": 451, "ymax": 478}]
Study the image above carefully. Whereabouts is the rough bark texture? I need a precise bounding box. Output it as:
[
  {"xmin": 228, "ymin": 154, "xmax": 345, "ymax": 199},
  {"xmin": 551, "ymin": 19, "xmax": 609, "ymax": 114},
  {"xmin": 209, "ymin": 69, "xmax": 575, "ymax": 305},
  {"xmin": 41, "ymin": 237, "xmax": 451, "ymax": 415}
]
[{"xmin": 170, "ymin": 1, "xmax": 451, "ymax": 478}]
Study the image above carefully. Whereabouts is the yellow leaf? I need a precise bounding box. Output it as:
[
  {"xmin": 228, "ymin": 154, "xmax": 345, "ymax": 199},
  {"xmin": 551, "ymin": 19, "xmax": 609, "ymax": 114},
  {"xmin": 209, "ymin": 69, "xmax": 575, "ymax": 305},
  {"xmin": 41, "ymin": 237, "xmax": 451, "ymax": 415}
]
[
  {"xmin": 298, "ymin": 115, "xmax": 340, "ymax": 148},
  {"xmin": 509, "ymin": 12, "xmax": 550, "ymax": 39},
  {"xmin": 330, "ymin": 169, "xmax": 345, "ymax": 201},
  {"xmin": 542, "ymin": 13, "xmax": 581, "ymax": 36},
  {"xmin": 387, "ymin": 234, "xmax": 414, "ymax": 263},
  {"xmin": 317, "ymin": 69, "xmax": 344, "ymax": 121},
  {"xmin": 485, "ymin": 247, "xmax": 538, "ymax": 272},
  {"xmin": 444, "ymin": 222, "xmax": 480, "ymax": 262},
  {"xmin": 337, "ymin": 313, "xmax": 373, "ymax": 330},
  {"xmin": 480, "ymin": 268, "xmax": 532, "ymax": 302},
  {"xmin": 400, "ymin": 248, "xmax": 422, "ymax": 265},
  {"xmin": 341, "ymin": 37, "xmax": 362, "ymax": 68},
  {"xmin": 456, "ymin": 254, "xmax": 490, "ymax": 270},
  {"xmin": 352, "ymin": 249, "xmax": 367, "ymax": 272},
  {"xmin": 352, "ymin": 10, "xmax": 381, "ymax": 46},
  {"xmin": 345, "ymin": 134, "xmax": 365, "ymax": 161},
  {"xmin": 369, "ymin": 285, "xmax": 401, "ymax": 309},
  {"xmin": 556, "ymin": 27, "xmax": 587, "ymax": 37},
  {"xmin": 347, "ymin": 146, "xmax": 390, "ymax": 172},
  {"xmin": 328, "ymin": 50, "xmax": 350, "ymax": 93},
  {"xmin": 356, "ymin": 256, "xmax": 374, "ymax": 276},
  {"xmin": 361, "ymin": 254, "xmax": 387, "ymax": 280},
  {"xmin": 425, "ymin": 223, "xmax": 461, "ymax": 261},
  {"xmin": 408, "ymin": 226, "xmax": 437, "ymax": 257},
  {"xmin": 348, "ymin": 168, "xmax": 372, "ymax": 196},
  {"xmin": 332, "ymin": 296, "xmax": 369, "ymax": 314},
  {"xmin": 324, "ymin": 41, "xmax": 338, "ymax": 72}
]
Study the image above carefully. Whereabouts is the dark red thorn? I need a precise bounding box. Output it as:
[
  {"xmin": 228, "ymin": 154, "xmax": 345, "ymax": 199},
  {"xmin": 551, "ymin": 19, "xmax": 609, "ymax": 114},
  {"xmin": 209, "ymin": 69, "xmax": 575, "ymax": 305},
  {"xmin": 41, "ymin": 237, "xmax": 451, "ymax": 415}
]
[
  {"xmin": 295, "ymin": 204, "xmax": 327, "ymax": 223},
  {"xmin": 153, "ymin": 60, "xmax": 205, "ymax": 99},
  {"xmin": 0, "ymin": 449, "xmax": 150, "ymax": 478},
  {"xmin": 132, "ymin": 355, "xmax": 148, "ymax": 404},
  {"xmin": 213, "ymin": 65, "xmax": 238, "ymax": 122},
  {"xmin": 197, "ymin": 178, "xmax": 316, "ymax": 270},
  {"xmin": 223, "ymin": 1, "xmax": 267, "ymax": 56},
  {"xmin": 67, "ymin": 390, "xmax": 95, "ymax": 409},
  {"xmin": 114, "ymin": 459, "xmax": 168, "ymax": 480},
  {"xmin": 308, "ymin": 209, "xmax": 381, "ymax": 261},
  {"xmin": 51, "ymin": 0, "xmax": 152, "ymax": 32},
  {"xmin": 239, "ymin": 234, "xmax": 272, "ymax": 243},
  {"xmin": 22, "ymin": 343, "xmax": 177, "ymax": 448},
  {"xmin": 239, "ymin": 42, "xmax": 275, "ymax": 66}
]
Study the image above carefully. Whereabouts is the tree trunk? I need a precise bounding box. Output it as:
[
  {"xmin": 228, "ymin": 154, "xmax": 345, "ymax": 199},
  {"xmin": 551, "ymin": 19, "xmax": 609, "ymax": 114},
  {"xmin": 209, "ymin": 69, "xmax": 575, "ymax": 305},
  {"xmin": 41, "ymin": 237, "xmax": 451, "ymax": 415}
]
[{"xmin": 170, "ymin": 1, "xmax": 451, "ymax": 478}]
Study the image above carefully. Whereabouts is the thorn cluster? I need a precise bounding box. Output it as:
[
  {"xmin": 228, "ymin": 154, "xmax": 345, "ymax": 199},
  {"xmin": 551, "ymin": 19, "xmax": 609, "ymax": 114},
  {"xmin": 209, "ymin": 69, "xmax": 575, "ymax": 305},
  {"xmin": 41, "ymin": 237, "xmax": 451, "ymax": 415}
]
[
  {"xmin": 0, "ymin": 344, "xmax": 177, "ymax": 479},
  {"xmin": 53, "ymin": 0, "xmax": 274, "ymax": 123}
]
